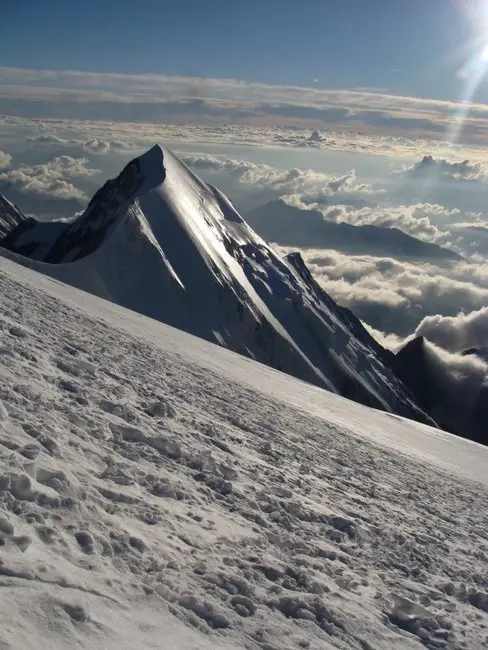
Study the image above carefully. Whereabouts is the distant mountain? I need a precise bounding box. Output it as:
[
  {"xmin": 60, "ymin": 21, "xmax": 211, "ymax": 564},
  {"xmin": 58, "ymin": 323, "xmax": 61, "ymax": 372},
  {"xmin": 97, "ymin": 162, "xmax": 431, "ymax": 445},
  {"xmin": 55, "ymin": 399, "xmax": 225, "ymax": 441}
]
[
  {"xmin": 246, "ymin": 199, "xmax": 461, "ymax": 261},
  {"xmin": 394, "ymin": 336, "xmax": 487, "ymax": 445},
  {"xmin": 0, "ymin": 145, "xmax": 433, "ymax": 425}
]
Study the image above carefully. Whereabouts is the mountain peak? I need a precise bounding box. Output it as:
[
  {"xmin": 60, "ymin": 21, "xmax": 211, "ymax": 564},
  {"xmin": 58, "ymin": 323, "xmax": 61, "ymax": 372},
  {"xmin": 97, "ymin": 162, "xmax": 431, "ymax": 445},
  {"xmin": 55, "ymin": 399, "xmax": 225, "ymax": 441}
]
[
  {"xmin": 137, "ymin": 144, "xmax": 166, "ymax": 183},
  {"xmin": 393, "ymin": 336, "xmax": 431, "ymax": 413},
  {"xmin": 0, "ymin": 143, "xmax": 434, "ymax": 426},
  {"xmin": 398, "ymin": 335, "xmax": 426, "ymax": 357}
]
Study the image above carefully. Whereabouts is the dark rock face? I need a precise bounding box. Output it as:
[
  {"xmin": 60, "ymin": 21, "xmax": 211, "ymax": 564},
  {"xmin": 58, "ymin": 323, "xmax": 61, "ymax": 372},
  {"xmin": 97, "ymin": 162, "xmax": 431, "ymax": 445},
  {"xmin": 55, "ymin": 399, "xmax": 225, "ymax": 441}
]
[
  {"xmin": 0, "ymin": 158, "xmax": 145, "ymax": 264},
  {"xmin": 394, "ymin": 336, "xmax": 488, "ymax": 445},
  {"xmin": 3, "ymin": 219, "xmax": 69, "ymax": 260},
  {"xmin": 45, "ymin": 158, "xmax": 144, "ymax": 263},
  {"xmin": 393, "ymin": 337, "xmax": 431, "ymax": 412},
  {"xmin": 0, "ymin": 194, "xmax": 28, "ymax": 239}
]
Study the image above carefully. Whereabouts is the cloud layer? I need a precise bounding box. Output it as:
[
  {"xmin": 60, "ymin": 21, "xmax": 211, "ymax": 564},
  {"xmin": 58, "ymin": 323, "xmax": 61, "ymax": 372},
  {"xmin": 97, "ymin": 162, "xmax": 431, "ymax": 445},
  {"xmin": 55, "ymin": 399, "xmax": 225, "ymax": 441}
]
[
  {"xmin": 26, "ymin": 133, "xmax": 136, "ymax": 155},
  {"xmin": 4, "ymin": 113, "xmax": 488, "ymax": 162},
  {"xmin": 4, "ymin": 66, "xmax": 488, "ymax": 145},
  {"xmin": 182, "ymin": 152, "xmax": 374, "ymax": 198},
  {"xmin": 401, "ymin": 155, "xmax": 488, "ymax": 182}
]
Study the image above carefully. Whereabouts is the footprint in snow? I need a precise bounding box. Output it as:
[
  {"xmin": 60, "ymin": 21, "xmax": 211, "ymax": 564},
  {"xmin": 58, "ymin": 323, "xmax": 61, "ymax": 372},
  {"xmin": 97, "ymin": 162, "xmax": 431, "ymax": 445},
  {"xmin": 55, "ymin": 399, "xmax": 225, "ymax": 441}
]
[
  {"xmin": 0, "ymin": 401, "xmax": 8, "ymax": 422},
  {"xmin": 8, "ymin": 325, "xmax": 28, "ymax": 339}
]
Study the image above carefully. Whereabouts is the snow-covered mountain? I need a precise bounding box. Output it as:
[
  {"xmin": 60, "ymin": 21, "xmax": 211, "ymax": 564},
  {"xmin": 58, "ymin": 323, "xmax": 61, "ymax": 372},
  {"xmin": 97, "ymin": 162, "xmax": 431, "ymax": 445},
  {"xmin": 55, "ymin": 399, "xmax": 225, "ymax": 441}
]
[
  {"xmin": 0, "ymin": 256, "xmax": 487, "ymax": 650},
  {"xmin": 0, "ymin": 144, "xmax": 431, "ymax": 424}
]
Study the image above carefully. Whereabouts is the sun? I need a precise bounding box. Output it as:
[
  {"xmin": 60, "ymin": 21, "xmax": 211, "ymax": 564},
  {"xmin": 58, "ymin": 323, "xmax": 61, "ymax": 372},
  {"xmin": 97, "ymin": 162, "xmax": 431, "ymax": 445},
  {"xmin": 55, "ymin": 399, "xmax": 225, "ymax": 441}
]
[{"xmin": 455, "ymin": 0, "xmax": 488, "ymax": 82}]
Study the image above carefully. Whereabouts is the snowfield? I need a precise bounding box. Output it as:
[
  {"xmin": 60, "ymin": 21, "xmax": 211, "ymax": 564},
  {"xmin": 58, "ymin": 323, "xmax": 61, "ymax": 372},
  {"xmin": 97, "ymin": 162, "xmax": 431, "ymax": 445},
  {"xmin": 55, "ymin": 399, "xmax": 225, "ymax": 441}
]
[{"xmin": 0, "ymin": 256, "xmax": 487, "ymax": 649}]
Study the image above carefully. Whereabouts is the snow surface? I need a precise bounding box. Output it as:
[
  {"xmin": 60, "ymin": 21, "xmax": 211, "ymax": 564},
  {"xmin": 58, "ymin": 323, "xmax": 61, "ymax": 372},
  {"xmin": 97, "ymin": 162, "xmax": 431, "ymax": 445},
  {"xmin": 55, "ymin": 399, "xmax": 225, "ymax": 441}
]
[{"xmin": 1, "ymin": 256, "xmax": 488, "ymax": 650}]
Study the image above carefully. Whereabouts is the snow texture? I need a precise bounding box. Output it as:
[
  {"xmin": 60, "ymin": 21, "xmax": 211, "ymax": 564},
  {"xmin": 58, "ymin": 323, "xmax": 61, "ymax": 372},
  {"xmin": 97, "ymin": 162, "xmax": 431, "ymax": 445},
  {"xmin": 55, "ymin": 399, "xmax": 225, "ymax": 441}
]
[{"xmin": 0, "ymin": 256, "xmax": 487, "ymax": 649}]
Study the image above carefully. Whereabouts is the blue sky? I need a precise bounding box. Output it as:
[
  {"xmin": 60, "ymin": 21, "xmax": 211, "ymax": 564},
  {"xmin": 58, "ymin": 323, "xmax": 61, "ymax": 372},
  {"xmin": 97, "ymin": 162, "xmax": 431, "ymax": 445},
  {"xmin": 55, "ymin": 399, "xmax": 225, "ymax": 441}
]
[
  {"xmin": 2, "ymin": 0, "xmax": 488, "ymax": 148},
  {"xmin": 0, "ymin": 0, "xmax": 481, "ymax": 101}
]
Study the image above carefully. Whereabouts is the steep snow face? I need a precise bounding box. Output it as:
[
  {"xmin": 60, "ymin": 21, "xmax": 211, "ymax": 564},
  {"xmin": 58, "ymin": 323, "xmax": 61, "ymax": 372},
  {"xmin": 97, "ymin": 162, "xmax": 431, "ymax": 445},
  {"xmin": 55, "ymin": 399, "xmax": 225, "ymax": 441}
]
[
  {"xmin": 0, "ymin": 145, "xmax": 430, "ymax": 423},
  {"xmin": 0, "ymin": 257, "xmax": 487, "ymax": 650}
]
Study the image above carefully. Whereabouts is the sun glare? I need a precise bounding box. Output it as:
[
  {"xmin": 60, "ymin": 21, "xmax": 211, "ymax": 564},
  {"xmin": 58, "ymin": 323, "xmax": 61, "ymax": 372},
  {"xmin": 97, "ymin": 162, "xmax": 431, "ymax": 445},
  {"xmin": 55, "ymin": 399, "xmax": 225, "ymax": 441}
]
[
  {"xmin": 480, "ymin": 42, "xmax": 488, "ymax": 62},
  {"xmin": 446, "ymin": 2, "xmax": 488, "ymax": 148}
]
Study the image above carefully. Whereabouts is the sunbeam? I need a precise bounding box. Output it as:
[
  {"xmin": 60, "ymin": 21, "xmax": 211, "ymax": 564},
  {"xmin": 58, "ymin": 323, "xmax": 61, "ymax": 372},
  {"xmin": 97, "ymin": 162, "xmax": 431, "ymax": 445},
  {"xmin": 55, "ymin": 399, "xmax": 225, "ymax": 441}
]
[{"xmin": 447, "ymin": 0, "xmax": 488, "ymax": 147}]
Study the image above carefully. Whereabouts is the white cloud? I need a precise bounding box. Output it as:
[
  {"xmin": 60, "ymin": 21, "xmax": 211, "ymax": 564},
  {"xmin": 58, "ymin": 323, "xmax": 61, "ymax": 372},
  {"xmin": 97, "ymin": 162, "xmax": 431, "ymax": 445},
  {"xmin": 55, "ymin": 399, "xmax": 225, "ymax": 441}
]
[
  {"xmin": 0, "ymin": 150, "xmax": 12, "ymax": 168},
  {"xmin": 183, "ymin": 152, "xmax": 376, "ymax": 199},
  {"xmin": 415, "ymin": 307, "xmax": 488, "ymax": 353},
  {"xmin": 47, "ymin": 155, "xmax": 100, "ymax": 178},
  {"xmin": 361, "ymin": 323, "xmax": 409, "ymax": 352},
  {"xmin": 183, "ymin": 153, "xmax": 263, "ymax": 175},
  {"xmin": 25, "ymin": 133, "xmax": 136, "ymax": 155},
  {"xmin": 400, "ymin": 155, "xmax": 488, "ymax": 182},
  {"xmin": 452, "ymin": 219, "xmax": 488, "ymax": 231},
  {"xmin": 0, "ymin": 156, "xmax": 99, "ymax": 200}
]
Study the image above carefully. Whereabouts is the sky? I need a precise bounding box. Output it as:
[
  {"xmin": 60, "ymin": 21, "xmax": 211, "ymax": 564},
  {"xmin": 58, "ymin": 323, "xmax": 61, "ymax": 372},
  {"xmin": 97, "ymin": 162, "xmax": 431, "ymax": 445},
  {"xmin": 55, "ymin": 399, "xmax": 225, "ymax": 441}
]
[{"xmin": 0, "ymin": 1, "xmax": 479, "ymax": 100}]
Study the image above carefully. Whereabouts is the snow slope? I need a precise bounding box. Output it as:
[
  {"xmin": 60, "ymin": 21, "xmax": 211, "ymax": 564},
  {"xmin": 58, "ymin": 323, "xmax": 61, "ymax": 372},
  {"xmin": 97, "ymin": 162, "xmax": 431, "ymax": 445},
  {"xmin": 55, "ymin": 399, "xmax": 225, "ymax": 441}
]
[{"xmin": 1, "ymin": 256, "xmax": 487, "ymax": 650}]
